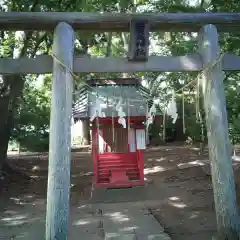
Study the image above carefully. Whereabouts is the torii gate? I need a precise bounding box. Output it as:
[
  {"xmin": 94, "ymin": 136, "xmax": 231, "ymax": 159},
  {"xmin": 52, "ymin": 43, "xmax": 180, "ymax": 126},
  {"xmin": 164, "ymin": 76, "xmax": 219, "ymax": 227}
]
[{"xmin": 1, "ymin": 12, "xmax": 240, "ymax": 239}]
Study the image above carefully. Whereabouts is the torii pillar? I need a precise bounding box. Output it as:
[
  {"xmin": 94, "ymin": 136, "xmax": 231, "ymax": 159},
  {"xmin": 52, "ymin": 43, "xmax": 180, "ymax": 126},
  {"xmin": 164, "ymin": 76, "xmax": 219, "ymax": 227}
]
[
  {"xmin": 45, "ymin": 22, "xmax": 75, "ymax": 240},
  {"xmin": 198, "ymin": 24, "xmax": 239, "ymax": 239}
]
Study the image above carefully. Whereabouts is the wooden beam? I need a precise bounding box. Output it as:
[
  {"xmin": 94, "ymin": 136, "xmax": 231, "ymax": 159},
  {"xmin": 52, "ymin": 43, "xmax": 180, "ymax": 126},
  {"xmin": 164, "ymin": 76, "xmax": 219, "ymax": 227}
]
[
  {"xmin": 1, "ymin": 12, "xmax": 240, "ymax": 32},
  {"xmin": 0, "ymin": 54, "xmax": 203, "ymax": 74},
  {"xmin": 1, "ymin": 53, "xmax": 240, "ymax": 74},
  {"xmin": 0, "ymin": 55, "xmax": 52, "ymax": 74},
  {"xmin": 45, "ymin": 22, "xmax": 74, "ymax": 240},
  {"xmin": 198, "ymin": 24, "xmax": 239, "ymax": 238},
  {"xmin": 222, "ymin": 53, "xmax": 240, "ymax": 71},
  {"xmin": 76, "ymin": 54, "xmax": 203, "ymax": 73},
  {"xmin": 88, "ymin": 78, "xmax": 141, "ymax": 85}
]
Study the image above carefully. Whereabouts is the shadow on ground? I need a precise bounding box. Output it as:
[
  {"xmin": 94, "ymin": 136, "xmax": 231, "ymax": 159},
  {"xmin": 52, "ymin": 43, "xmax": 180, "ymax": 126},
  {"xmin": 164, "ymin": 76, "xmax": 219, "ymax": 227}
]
[{"xmin": 1, "ymin": 145, "xmax": 240, "ymax": 239}]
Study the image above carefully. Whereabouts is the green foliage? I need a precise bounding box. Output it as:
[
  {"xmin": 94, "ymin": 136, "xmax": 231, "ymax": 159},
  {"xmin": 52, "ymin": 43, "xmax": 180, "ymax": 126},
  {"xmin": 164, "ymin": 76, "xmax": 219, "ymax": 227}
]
[
  {"xmin": 11, "ymin": 75, "xmax": 51, "ymax": 152},
  {"xmin": 225, "ymin": 74, "xmax": 240, "ymax": 143},
  {"xmin": 2, "ymin": 0, "xmax": 240, "ymax": 152}
]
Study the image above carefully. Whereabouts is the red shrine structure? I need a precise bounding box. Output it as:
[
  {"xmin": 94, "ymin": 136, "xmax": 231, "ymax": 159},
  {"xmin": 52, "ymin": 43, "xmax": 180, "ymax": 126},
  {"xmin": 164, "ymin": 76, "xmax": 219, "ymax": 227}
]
[{"xmin": 73, "ymin": 78, "xmax": 161, "ymax": 188}]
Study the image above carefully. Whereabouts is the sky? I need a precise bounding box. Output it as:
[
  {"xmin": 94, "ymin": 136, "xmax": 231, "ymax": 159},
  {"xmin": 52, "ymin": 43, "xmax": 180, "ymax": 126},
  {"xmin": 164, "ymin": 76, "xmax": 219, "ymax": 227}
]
[{"xmin": 187, "ymin": 0, "xmax": 200, "ymax": 6}]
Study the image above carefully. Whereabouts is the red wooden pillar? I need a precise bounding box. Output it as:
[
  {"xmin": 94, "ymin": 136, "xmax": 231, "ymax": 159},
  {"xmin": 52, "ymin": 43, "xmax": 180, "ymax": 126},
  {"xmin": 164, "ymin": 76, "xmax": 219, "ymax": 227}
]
[
  {"xmin": 137, "ymin": 149, "xmax": 145, "ymax": 184},
  {"xmin": 92, "ymin": 122, "xmax": 98, "ymax": 185},
  {"xmin": 135, "ymin": 125, "xmax": 145, "ymax": 184}
]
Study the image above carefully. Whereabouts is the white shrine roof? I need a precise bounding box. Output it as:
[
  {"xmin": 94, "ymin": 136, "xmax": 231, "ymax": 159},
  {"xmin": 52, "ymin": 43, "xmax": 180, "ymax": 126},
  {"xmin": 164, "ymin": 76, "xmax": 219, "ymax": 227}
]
[{"xmin": 72, "ymin": 80, "xmax": 161, "ymax": 119}]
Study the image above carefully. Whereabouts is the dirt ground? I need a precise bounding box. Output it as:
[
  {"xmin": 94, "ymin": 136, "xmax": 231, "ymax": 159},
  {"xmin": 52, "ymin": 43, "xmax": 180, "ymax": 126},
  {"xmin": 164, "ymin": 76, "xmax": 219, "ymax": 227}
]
[{"xmin": 1, "ymin": 144, "xmax": 240, "ymax": 239}]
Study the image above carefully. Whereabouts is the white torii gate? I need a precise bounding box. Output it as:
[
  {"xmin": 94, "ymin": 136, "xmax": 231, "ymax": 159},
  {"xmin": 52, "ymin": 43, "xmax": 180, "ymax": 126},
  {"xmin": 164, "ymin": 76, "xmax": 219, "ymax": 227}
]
[{"xmin": 1, "ymin": 12, "xmax": 240, "ymax": 239}]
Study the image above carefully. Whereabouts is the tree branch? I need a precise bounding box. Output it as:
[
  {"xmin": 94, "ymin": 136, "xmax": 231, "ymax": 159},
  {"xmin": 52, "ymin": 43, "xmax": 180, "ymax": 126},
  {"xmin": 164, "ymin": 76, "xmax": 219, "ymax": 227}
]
[
  {"xmin": 105, "ymin": 32, "xmax": 112, "ymax": 57},
  {"xmin": 30, "ymin": 32, "xmax": 48, "ymax": 58},
  {"xmin": 44, "ymin": 36, "xmax": 53, "ymax": 55},
  {"xmin": 224, "ymin": 72, "xmax": 234, "ymax": 81},
  {"xmin": 19, "ymin": 31, "xmax": 33, "ymax": 57},
  {"xmin": 30, "ymin": 0, "xmax": 40, "ymax": 11}
]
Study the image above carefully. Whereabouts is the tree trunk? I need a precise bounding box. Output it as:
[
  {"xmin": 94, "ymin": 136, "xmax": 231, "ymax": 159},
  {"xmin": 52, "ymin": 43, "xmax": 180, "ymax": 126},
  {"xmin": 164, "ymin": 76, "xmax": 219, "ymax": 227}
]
[
  {"xmin": 0, "ymin": 29, "xmax": 47, "ymax": 177},
  {"xmin": 81, "ymin": 119, "xmax": 90, "ymax": 145},
  {"xmin": 0, "ymin": 75, "xmax": 26, "ymax": 175},
  {"xmin": 0, "ymin": 113, "xmax": 12, "ymax": 168}
]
